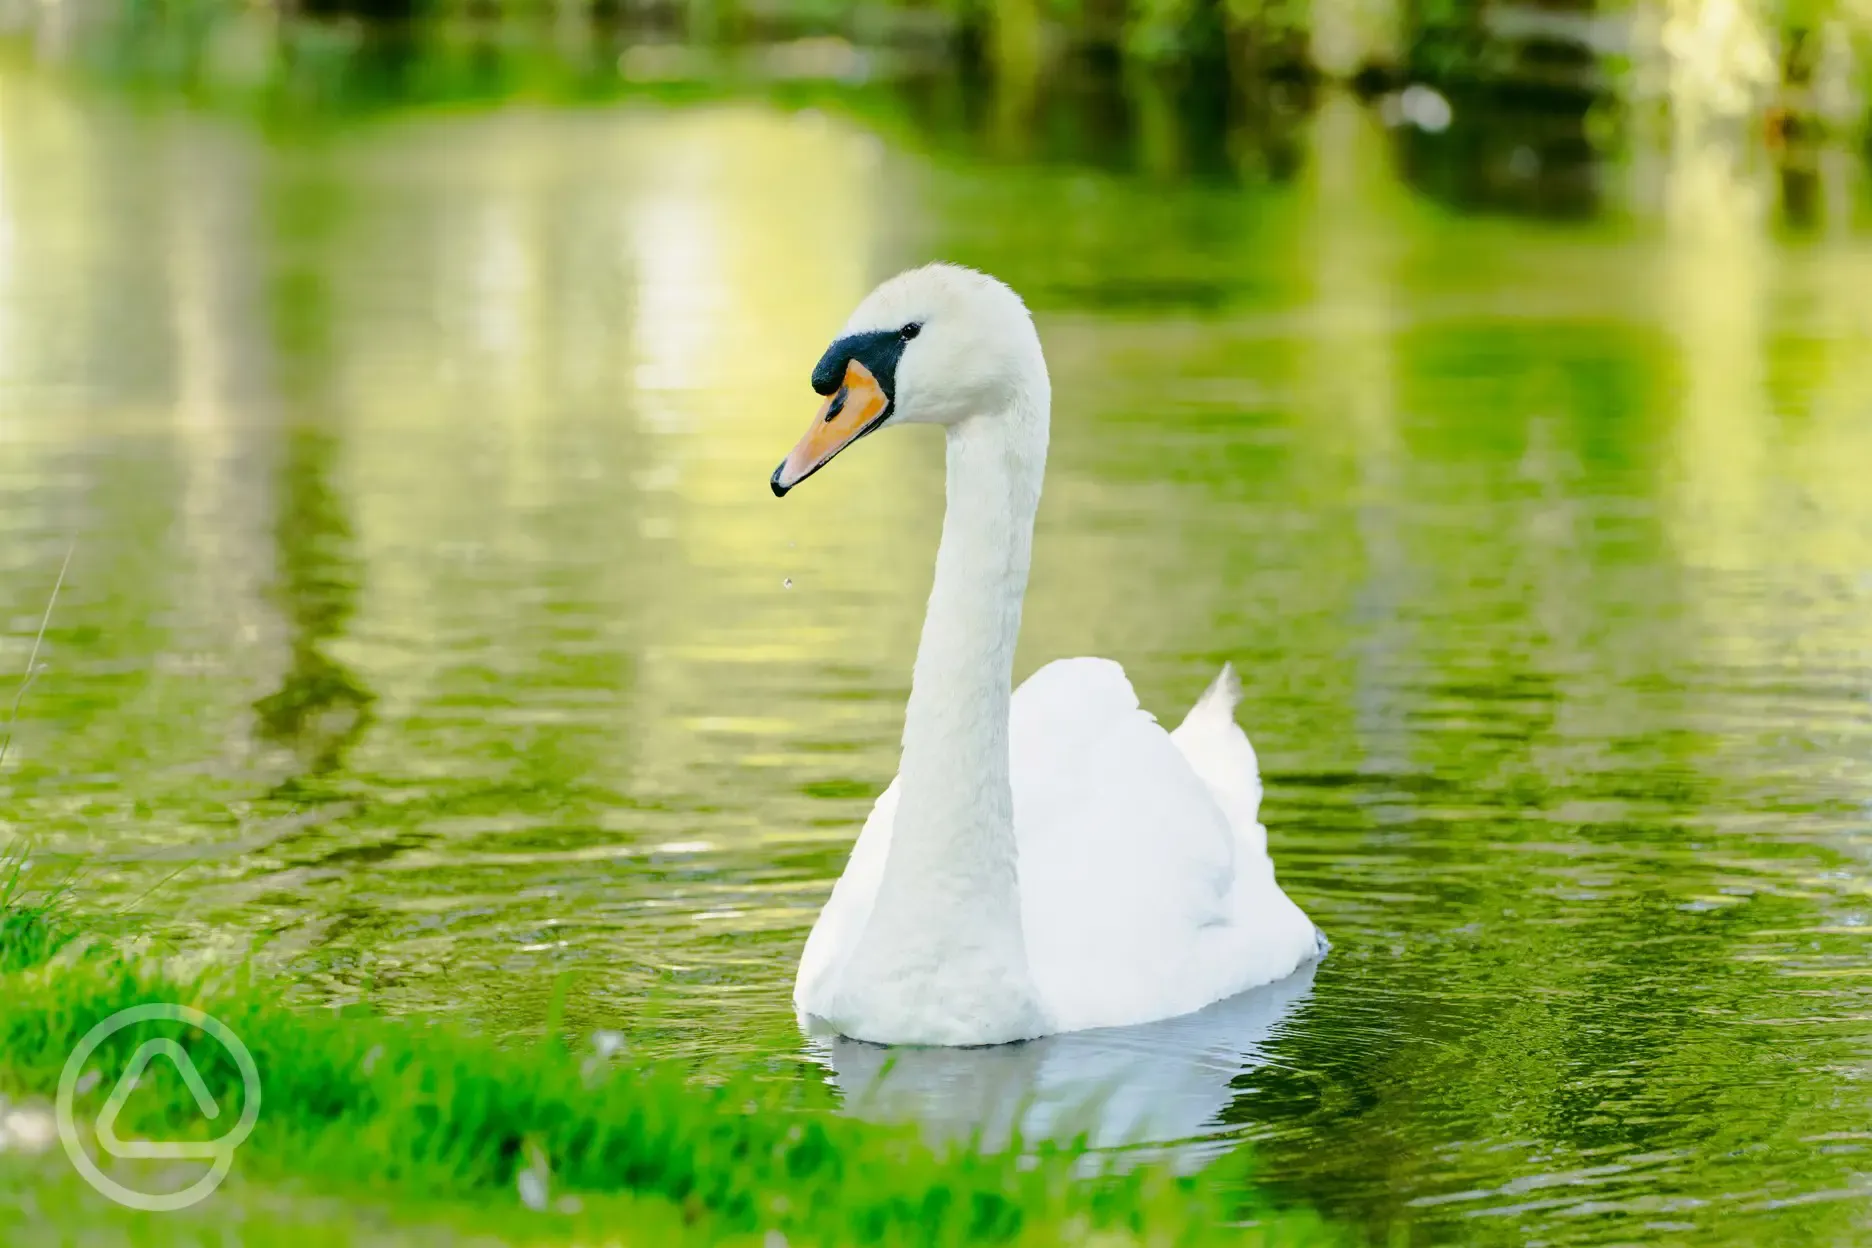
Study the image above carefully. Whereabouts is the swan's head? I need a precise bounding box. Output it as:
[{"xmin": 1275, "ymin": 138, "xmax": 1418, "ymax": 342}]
[{"xmin": 771, "ymin": 263, "xmax": 1045, "ymax": 496}]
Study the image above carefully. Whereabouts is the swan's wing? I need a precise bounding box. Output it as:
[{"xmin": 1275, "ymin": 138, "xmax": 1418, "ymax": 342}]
[
  {"xmin": 1170, "ymin": 663, "xmax": 1319, "ymax": 955},
  {"xmin": 1010, "ymin": 658, "xmax": 1318, "ymax": 1033},
  {"xmin": 1169, "ymin": 662, "xmax": 1265, "ymax": 855},
  {"xmin": 1009, "ymin": 659, "xmax": 1234, "ymax": 1031}
]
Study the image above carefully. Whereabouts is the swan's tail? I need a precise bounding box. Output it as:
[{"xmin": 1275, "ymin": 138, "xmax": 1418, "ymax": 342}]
[
  {"xmin": 1170, "ymin": 663, "xmax": 1265, "ymax": 838},
  {"xmin": 1175, "ymin": 662, "xmax": 1242, "ymax": 734}
]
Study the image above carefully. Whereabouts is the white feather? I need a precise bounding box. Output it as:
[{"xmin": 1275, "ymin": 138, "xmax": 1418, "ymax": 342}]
[
  {"xmin": 790, "ymin": 265, "xmax": 1323, "ymax": 1046},
  {"xmin": 798, "ymin": 658, "xmax": 1321, "ymax": 1038}
]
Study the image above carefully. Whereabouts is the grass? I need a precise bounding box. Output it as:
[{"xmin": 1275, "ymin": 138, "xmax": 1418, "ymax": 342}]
[
  {"xmin": 1, "ymin": 1155, "xmax": 734, "ymax": 1247},
  {"xmin": 0, "ymin": 856, "xmax": 1340, "ymax": 1247},
  {"xmin": 0, "ymin": 845, "xmax": 79, "ymax": 975}
]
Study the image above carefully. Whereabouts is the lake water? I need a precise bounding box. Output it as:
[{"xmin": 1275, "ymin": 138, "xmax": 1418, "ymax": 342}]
[{"xmin": 2, "ymin": 50, "xmax": 1871, "ymax": 1245}]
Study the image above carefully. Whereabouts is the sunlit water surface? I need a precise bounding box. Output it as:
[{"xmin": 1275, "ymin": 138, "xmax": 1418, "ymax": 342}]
[{"xmin": 2, "ymin": 66, "xmax": 1871, "ymax": 1245}]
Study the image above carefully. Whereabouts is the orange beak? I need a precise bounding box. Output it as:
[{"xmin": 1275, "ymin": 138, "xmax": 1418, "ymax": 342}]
[{"xmin": 771, "ymin": 359, "xmax": 891, "ymax": 496}]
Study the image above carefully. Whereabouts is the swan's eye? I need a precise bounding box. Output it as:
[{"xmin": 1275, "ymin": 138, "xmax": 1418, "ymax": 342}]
[{"xmin": 900, "ymin": 322, "xmax": 922, "ymax": 342}]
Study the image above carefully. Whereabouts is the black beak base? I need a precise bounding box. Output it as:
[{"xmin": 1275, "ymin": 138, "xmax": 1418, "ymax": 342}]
[
  {"xmin": 811, "ymin": 328, "xmax": 909, "ymax": 398},
  {"xmin": 770, "ymin": 327, "xmax": 910, "ymax": 499}
]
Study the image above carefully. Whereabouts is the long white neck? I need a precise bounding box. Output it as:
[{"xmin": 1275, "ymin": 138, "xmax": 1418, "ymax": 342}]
[
  {"xmin": 893, "ymin": 405, "xmax": 1043, "ymax": 880},
  {"xmin": 834, "ymin": 388, "xmax": 1051, "ymax": 1045}
]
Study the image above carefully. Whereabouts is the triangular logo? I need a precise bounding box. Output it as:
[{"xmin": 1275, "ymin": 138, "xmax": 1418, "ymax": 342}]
[{"xmin": 95, "ymin": 1039, "xmax": 225, "ymax": 1161}]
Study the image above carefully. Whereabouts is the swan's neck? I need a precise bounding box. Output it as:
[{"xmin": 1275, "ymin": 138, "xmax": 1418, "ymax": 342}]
[
  {"xmin": 841, "ymin": 394, "xmax": 1050, "ymax": 1044},
  {"xmin": 894, "ymin": 408, "xmax": 1042, "ymax": 879}
]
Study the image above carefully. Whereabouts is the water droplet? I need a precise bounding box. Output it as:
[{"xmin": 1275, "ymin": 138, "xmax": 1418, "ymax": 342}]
[{"xmin": 782, "ymin": 578, "xmax": 793, "ymax": 589}]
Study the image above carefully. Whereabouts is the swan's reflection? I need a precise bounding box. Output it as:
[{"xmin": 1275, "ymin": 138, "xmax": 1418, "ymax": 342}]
[{"xmin": 806, "ymin": 961, "xmax": 1316, "ymax": 1165}]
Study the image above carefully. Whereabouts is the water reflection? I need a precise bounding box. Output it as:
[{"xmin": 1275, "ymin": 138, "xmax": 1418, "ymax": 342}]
[
  {"xmin": 815, "ymin": 964, "xmax": 1317, "ymax": 1161},
  {"xmin": 254, "ymin": 421, "xmax": 374, "ymax": 784},
  {"xmin": 1396, "ymin": 91, "xmax": 1602, "ymax": 217}
]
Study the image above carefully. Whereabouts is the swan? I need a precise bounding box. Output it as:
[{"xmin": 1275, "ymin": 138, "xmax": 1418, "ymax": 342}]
[{"xmin": 772, "ymin": 263, "xmax": 1326, "ymax": 1047}]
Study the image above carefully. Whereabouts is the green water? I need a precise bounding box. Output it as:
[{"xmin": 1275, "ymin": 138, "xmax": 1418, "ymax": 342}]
[{"xmin": 3, "ymin": 57, "xmax": 1872, "ymax": 1245}]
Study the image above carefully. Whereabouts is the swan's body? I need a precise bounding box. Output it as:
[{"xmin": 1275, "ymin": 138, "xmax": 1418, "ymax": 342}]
[{"xmin": 773, "ymin": 264, "xmax": 1324, "ymax": 1047}]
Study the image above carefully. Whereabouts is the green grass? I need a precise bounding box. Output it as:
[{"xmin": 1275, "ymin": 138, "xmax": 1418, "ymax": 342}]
[
  {"xmin": 1, "ymin": 1156, "xmax": 739, "ymax": 1247},
  {"xmin": 0, "ymin": 844, "xmax": 79, "ymax": 974},
  {"xmin": 0, "ymin": 863, "xmax": 1339, "ymax": 1247}
]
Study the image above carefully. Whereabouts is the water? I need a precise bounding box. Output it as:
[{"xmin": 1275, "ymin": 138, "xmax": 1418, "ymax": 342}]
[{"xmin": 3, "ymin": 54, "xmax": 1872, "ymax": 1245}]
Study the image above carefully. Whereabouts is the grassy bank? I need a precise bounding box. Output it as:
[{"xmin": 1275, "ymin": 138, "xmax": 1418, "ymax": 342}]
[{"xmin": 0, "ymin": 853, "xmax": 1337, "ymax": 1246}]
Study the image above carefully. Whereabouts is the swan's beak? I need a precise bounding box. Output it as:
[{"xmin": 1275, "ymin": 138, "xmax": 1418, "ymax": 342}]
[{"xmin": 771, "ymin": 359, "xmax": 891, "ymax": 497}]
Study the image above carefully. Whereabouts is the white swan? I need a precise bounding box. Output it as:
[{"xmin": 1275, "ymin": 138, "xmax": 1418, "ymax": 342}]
[{"xmin": 772, "ymin": 263, "xmax": 1325, "ymax": 1047}]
